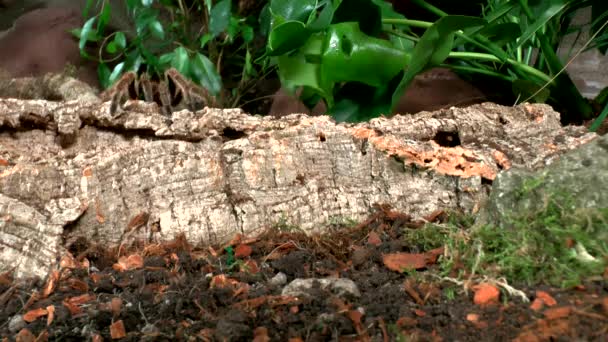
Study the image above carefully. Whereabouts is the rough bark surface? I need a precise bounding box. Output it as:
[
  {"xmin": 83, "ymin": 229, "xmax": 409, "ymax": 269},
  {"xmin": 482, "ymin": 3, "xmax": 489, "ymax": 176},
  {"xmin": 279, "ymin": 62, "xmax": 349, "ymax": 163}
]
[{"xmin": 0, "ymin": 97, "xmax": 597, "ymax": 280}]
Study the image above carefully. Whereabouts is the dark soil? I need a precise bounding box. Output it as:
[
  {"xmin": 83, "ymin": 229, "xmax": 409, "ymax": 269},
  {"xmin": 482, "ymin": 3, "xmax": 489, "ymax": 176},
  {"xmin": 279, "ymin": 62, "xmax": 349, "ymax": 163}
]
[{"xmin": 1, "ymin": 207, "xmax": 607, "ymax": 341}]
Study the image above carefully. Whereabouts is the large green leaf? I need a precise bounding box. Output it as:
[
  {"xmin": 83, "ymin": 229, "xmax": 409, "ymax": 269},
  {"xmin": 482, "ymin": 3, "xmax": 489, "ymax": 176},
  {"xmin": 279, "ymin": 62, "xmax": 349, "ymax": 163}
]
[
  {"xmin": 322, "ymin": 23, "xmax": 409, "ymax": 87},
  {"xmin": 391, "ymin": 15, "xmax": 486, "ymax": 109},
  {"xmin": 270, "ymin": 0, "xmax": 316, "ymax": 23},
  {"xmin": 516, "ymin": 0, "xmax": 568, "ymax": 49},
  {"xmin": 332, "ymin": 0, "xmax": 382, "ymax": 36},
  {"xmin": 277, "ymin": 35, "xmax": 333, "ymax": 106},
  {"xmin": 210, "ymin": 0, "xmax": 232, "ymax": 38}
]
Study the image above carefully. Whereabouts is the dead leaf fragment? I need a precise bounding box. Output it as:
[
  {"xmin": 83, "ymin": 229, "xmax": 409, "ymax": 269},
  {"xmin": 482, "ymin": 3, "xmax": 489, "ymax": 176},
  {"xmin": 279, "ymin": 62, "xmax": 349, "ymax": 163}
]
[{"xmin": 367, "ymin": 231, "xmax": 382, "ymax": 246}]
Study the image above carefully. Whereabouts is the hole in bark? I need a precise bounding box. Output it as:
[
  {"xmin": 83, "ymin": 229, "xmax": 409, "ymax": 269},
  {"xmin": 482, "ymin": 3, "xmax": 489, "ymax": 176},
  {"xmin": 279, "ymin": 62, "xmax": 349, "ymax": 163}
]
[
  {"xmin": 222, "ymin": 127, "xmax": 246, "ymax": 140},
  {"xmin": 318, "ymin": 132, "xmax": 326, "ymax": 142},
  {"xmin": 432, "ymin": 130, "xmax": 460, "ymax": 147},
  {"xmin": 481, "ymin": 177, "xmax": 493, "ymax": 186}
]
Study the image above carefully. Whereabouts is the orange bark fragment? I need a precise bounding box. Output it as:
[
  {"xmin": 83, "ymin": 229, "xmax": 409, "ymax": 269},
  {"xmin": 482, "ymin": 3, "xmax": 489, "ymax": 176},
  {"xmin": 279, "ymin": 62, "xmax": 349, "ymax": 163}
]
[
  {"xmin": 543, "ymin": 306, "xmax": 571, "ymax": 320},
  {"xmin": 110, "ymin": 320, "xmax": 126, "ymax": 339},
  {"xmin": 367, "ymin": 231, "xmax": 382, "ymax": 246},
  {"xmin": 113, "ymin": 254, "xmax": 144, "ymax": 272},
  {"xmin": 46, "ymin": 305, "xmax": 55, "ymax": 326},
  {"xmin": 382, "ymin": 253, "xmax": 427, "ymax": 271},
  {"xmin": 466, "ymin": 313, "xmax": 479, "ymax": 322},
  {"xmin": 253, "ymin": 327, "xmax": 270, "ymax": 342},
  {"xmin": 472, "ymin": 283, "xmax": 500, "ymax": 306},
  {"xmin": 235, "ymin": 244, "xmax": 252, "ymax": 258},
  {"xmin": 23, "ymin": 308, "xmax": 48, "ymax": 322},
  {"xmin": 530, "ymin": 298, "xmax": 544, "ymax": 312},
  {"xmin": 536, "ymin": 291, "xmax": 557, "ymax": 306}
]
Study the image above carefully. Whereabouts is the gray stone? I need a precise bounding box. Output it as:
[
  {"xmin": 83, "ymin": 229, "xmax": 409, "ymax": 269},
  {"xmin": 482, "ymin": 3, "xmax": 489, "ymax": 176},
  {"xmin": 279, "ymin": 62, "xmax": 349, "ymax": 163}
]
[
  {"xmin": 268, "ymin": 272, "xmax": 287, "ymax": 287},
  {"xmin": 282, "ymin": 278, "xmax": 361, "ymax": 299},
  {"xmin": 8, "ymin": 315, "xmax": 25, "ymax": 333},
  {"xmin": 476, "ymin": 134, "xmax": 608, "ymax": 230}
]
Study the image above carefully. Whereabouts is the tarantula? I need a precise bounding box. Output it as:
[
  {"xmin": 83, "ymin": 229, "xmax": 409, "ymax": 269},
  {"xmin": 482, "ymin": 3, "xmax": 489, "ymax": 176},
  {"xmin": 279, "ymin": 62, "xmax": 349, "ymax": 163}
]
[{"xmin": 100, "ymin": 68, "xmax": 215, "ymax": 117}]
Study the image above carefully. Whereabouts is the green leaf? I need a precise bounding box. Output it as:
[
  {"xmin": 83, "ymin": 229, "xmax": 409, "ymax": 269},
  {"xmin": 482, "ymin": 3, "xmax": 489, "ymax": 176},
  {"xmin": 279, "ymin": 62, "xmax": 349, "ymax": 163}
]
[
  {"xmin": 270, "ymin": 0, "xmax": 316, "ymax": 23},
  {"xmin": 114, "ymin": 32, "xmax": 127, "ymax": 50},
  {"xmin": 241, "ymin": 25, "xmax": 254, "ymax": 43},
  {"xmin": 149, "ymin": 19, "xmax": 165, "ymax": 39},
  {"xmin": 267, "ymin": 21, "xmax": 312, "ymax": 56},
  {"xmin": 190, "ymin": 53, "xmax": 222, "ymax": 96},
  {"xmin": 307, "ymin": 0, "xmax": 339, "ymax": 31},
  {"xmin": 516, "ymin": 1, "xmax": 568, "ymax": 48},
  {"xmin": 244, "ymin": 49, "xmax": 255, "ymax": 78},
  {"xmin": 97, "ymin": 63, "xmax": 112, "ymax": 89},
  {"xmin": 591, "ymin": 1, "xmax": 608, "ymax": 54},
  {"xmin": 97, "ymin": 1, "xmax": 112, "ymax": 34},
  {"xmin": 277, "ymin": 36, "xmax": 333, "ymax": 107},
  {"xmin": 391, "ymin": 15, "xmax": 486, "ymax": 109},
  {"xmin": 200, "ymin": 33, "xmax": 213, "ymax": 49},
  {"xmin": 332, "ymin": 0, "xmax": 382, "ymax": 36},
  {"xmin": 108, "ymin": 62, "xmax": 126, "ymax": 85},
  {"xmin": 159, "ymin": 51, "xmax": 174, "ymax": 66},
  {"xmin": 512, "ymin": 79, "xmax": 551, "ymax": 103},
  {"xmin": 322, "ymin": 22, "xmax": 409, "ymax": 87},
  {"xmin": 259, "ymin": 4, "xmax": 272, "ymax": 36},
  {"xmin": 83, "ymin": 0, "xmax": 95, "ymax": 18},
  {"xmin": 79, "ymin": 17, "xmax": 97, "ymax": 50},
  {"xmin": 171, "ymin": 46, "xmax": 190, "ymax": 72},
  {"xmin": 476, "ymin": 22, "xmax": 521, "ymax": 47},
  {"xmin": 106, "ymin": 41, "xmax": 117, "ymax": 54},
  {"xmin": 210, "ymin": 0, "xmax": 232, "ymax": 38}
]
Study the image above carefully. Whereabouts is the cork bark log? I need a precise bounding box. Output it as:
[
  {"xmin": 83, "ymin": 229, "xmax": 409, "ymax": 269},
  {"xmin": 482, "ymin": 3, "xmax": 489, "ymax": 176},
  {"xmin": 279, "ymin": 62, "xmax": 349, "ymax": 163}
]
[{"xmin": 0, "ymin": 97, "xmax": 597, "ymax": 280}]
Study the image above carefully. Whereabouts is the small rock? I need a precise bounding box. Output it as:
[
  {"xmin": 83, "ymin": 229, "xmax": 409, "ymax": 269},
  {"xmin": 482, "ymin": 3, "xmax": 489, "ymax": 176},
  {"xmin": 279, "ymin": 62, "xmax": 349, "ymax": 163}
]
[
  {"xmin": 268, "ymin": 272, "xmax": 287, "ymax": 287},
  {"xmin": 351, "ymin": 248, "xmax": 370, "ymax": 267},
  {"xmin": 282, "ymin": 278, "xmax": 360, "ymax": 299},
  {"xmin": 8, "ymin": 315, "xmax": 25, "ymax": 333}
]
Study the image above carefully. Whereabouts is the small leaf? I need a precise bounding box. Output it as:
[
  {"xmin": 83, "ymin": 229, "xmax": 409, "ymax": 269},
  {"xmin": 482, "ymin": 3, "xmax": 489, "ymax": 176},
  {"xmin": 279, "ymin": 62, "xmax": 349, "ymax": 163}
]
[
  {"xmin": 106, "ymin": 41, "xmax": 117, "ymax": 54},
  {"xmin": 108, "ymin": 62, "xmax": 126, "ymax": 85},
  {"xmin": 114, "ymin": 32, "xmax": 127, "ymax": 49},
  {"xmin": 97, "ymin": 63, "xmax": 112, "ymax": 89},
  {"xmin": 171, "ymin": 47, "xmax": 190, "ymax": 73},
  {"xmin": 97, "ymin": 1, "xmax": 112, "ymax": 34},
  {"xmin": 149, "ymin": 20, "xmax": 165, "ymax": 39},
  {"xmin": 241, "ymin": 25, "xmax": 254, "ymax": 43},
  {"xmin": 199, "ymin": 33, "xmax": 212, "ymax": 48},
  {"xmin": 190, "ymin": 53, "xmax": 222, "ymax": 96},
  {"xmin": 141, "ymin": 0, "xmax": 153, "ymax": 6},
  {"xmin": 79, "ymin": 17, "xmax": 97, "ymax": 50}
]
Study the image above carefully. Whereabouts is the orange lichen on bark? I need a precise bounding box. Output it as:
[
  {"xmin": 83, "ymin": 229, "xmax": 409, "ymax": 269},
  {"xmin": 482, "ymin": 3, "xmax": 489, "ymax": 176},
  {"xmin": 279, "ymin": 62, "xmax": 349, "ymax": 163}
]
[{"xmin": 351, "ymin": 127, "xmax": 497, "ymax": 180}]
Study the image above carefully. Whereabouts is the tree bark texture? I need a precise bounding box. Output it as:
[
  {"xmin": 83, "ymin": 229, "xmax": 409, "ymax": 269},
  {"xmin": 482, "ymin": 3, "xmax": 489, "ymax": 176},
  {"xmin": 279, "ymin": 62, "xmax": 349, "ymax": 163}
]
[{"xmin": 0, "ymin": 98, "xmax": 597, "ymax": 279}]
